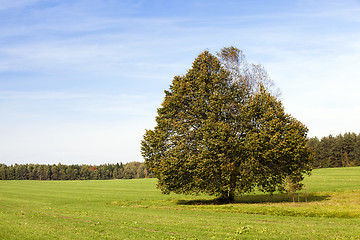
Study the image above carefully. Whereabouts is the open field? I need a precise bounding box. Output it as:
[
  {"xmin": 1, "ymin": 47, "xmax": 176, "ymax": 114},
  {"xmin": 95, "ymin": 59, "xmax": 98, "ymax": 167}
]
[{"xmin": 1, "ymin": 167, "xmax": 360, "ymax": 239}]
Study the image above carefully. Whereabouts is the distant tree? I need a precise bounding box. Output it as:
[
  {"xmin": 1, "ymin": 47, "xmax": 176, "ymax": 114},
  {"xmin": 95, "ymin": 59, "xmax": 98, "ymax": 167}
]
[
  {"xmin": 66, "ymin": 166, "xmax": 76, "ymax": 180},
  {"xmin": 353, "ymin": 134, "xmax": 360, "ymax": 166},
  {"xmin": 80, "ymin": 165, "xmax": 90, "ymax": 180},
  {"xmin": 0, "ymin": 162, "xmax": 151, "ymax": 180},
  {"xmin": 141, "ymin": 50, "xmax": 311, "ymax": 202},
  {"xmin": 51, "ymin": 165, "xmax": 59, "ymax": 180},
  {"xmin": 113, "ymin": 163, "xmax": 124, "ymax": 179},
  {"xmin": 123, "ymin": 167, "xmax": 135, "ymax": 179},
  {"xmin": 308, "ymin": 132, "xmax": 360, "ymax": 168},
  {"xmin": 136, "ymin": 162, "xmax": 147, "ymax": 178},
  {"xmin": 307, "ymin": 137, "xmax": 320, "ymax": 168},
  {"xmin": 123, "ymin": 162, "xmax": 141, "ymax": 179},
  {"xmin": 342, "ymin": 132, "xmax": 356, "ymax": 166},
  {"xmin": 58, "ymin": 164, "xmax": 67, "ymax": 180},
  {"xmin": 89, "ymin": 166, "xmax": 99, "ymax": 180},
  {"xmin": 0, "ymin": 164, "xmax": 6, "ymax": 180},
  {"xmin": 98, "ymin": 164, "xmax": 112, "ymax": 179},
  {"xmin": 27, "ymin": 165, "xmax": 36, "ymax": 180},
  {"xmin": 14, "ymin": 164, "xmax": 27, "ymax": 180},
  {"xmin": 7, "ymin": 166, "xmax": 15, "ymax": 180}
]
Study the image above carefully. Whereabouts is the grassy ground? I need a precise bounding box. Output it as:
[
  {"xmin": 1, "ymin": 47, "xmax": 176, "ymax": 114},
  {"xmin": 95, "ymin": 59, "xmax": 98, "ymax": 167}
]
[{"xmin": 0, "ymin": 167, "xmax": 360, "ymax": 239}]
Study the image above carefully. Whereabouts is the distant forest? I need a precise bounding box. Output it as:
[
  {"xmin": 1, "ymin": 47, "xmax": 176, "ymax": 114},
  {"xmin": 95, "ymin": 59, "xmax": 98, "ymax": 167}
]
[
  {"xmin": 0, "ymin": 162, "xmax": 152, "ymax": 180},
  {"xmin": 308, "ymin": 132, "xmax": 360, "ymax": 168},
  {"xmin": 1, "ymin": 132, "xmax": 359, "ymax": 180}
]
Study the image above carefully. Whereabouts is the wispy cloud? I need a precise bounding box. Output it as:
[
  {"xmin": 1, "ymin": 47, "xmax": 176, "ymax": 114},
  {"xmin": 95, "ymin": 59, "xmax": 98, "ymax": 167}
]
[
  {"xmin": 0, "ymin": 91, "xmax": 90, "ymax": 100},
  {"xmin": 0, "ymin": 0, "xmax": 39, "ymax": 11},
  {"xmin": 0, "ymin": 90, "xmax": 160, "ymax": 116}
]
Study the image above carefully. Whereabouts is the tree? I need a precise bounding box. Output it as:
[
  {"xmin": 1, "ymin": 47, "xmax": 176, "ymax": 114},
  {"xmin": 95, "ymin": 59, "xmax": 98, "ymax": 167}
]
[
  {"xmin": 0, "ymin": 164, "xmax": 7, "ymax": 180},
  {"xmin": 113, "ymin": 163, "xmax": 124, "ymax": 179},
  {"xmin": 141, "ymin": 49, "xmax": 311, "ymax": 201},
  {"xmin": 308, "ymin": 132, "xmax": 360, "ymax": 168},
  {"xmin": 123, "ymin": 162, "xmax": 141, "ymax": 179},
  {"xmin": 51, "ymin": 165, "xmax": 59, "ymax": 180},
  {"xmin": 217, "ymin": 46, "xmax": 280, "ymax": 97},
  {"xmin": 66, "ymin": 165, "xmax": 76, "ymax": 180},
  {"xmin": 307, "ymin": 137, "xmax": 318, "ymax": 166},
  {"xmin": 80, "ymin": 165, "xmax": 90, "ymax": 179}
]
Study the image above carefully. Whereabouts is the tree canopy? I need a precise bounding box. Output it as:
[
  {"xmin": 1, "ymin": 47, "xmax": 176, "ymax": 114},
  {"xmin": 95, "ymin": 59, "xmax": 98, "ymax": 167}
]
[{"xmin": 141, "ymin": 48, "xmax": 312, "ymax": 201}]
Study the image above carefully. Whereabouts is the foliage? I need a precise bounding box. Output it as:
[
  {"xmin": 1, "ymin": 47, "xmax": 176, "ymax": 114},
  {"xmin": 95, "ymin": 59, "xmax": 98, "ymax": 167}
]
[
  {"xmin": 0, "ymin": 161, "xmax": 151, "ymax": 180},
  {"xmin": 243, "ymin": 88, "xmax": 312, "ymax": 194},
  {"xmin": 141, "ymin": 49, "xmax": 312, "ymax": 201},
  {"xmin": 307, "ymin": 132, "xmax": 360, "ymax": 168},
  {"xmin": 216, "ymin": 46, "xmax": 280, "ymax": 97}
]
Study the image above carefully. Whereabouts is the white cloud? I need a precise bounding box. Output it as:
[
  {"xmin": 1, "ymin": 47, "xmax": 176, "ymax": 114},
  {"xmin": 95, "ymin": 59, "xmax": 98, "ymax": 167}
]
[
  {"xmin": 0, "ymin": 91, "xmax": 89, "ymax": 100},
  {"xmin": 0, "ymin": 90, "xmax": 161, "ymax": 119},
  {"xmin": 0, "ymin": 0, "xmax": 39, "ymax": 10}
]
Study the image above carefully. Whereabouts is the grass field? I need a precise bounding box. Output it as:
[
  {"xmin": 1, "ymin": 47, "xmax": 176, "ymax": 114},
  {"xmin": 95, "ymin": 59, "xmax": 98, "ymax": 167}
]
[{"xmin": 1, "ymin": 167, "xmax": 360, "ymax": 239}]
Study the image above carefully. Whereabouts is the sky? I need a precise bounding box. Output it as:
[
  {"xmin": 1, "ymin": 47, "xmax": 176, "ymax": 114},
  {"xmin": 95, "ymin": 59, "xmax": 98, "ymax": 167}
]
[{"xmin": 1, "ymin": 0, "xmax": 360, "ymax": 165}]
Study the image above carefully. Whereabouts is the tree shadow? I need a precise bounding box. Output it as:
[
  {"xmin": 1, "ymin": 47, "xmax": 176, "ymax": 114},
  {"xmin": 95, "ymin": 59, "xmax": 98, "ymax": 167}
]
[{"xmin": 176, "ymin": 193, "xmax": 331, "ymax": 205}]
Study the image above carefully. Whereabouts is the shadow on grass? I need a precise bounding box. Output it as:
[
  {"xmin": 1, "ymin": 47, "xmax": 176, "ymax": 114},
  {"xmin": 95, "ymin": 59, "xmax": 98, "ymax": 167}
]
[{"xmin": 177, "ymin": 193, "xmax": 331, "ymax": 205}]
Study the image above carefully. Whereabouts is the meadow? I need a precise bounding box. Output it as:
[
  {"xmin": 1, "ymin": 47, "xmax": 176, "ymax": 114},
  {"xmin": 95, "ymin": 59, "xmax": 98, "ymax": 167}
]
[{"xmin": 0, "ymin": 167, "xmax": 360, "ymax": 239}]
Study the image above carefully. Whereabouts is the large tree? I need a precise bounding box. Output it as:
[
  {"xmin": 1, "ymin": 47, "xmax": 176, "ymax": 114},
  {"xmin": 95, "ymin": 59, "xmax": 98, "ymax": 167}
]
[{"xmin": 141, "ymin": 49, "xmax": 311, "ymax": 201}]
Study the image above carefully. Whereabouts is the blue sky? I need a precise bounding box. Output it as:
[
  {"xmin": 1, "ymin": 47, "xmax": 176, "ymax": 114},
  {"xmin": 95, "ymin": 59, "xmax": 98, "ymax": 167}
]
[{"xmin": 1, "ymin": 0, "xmax": 360, "ymax": 165}]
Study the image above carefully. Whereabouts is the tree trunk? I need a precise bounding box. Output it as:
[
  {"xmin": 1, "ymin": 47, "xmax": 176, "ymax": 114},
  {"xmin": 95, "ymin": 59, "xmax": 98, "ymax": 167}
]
[{"xmin": 220, "ymin": 190, "xmax": 235, "ymax": 203}]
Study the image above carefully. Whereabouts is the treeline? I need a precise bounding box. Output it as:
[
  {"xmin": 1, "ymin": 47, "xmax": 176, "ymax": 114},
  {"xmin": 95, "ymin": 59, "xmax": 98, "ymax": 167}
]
[
  {"xmin": 0, "ymin": 162, "xmax": 153, "ymax": 180},
  {"xmin": 2, "ymin": 131, "xmax": 360, "ymax": 180},
  {"xmin": 308, "ymin": 132, "xmax": 360, "ymax": 168}
]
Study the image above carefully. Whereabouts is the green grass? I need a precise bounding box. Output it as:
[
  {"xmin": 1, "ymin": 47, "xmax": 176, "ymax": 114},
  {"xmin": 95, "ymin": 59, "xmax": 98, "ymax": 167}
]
[{"xmin": 1, "ymin": 167, "xmax": 360, "ymax": 239}]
